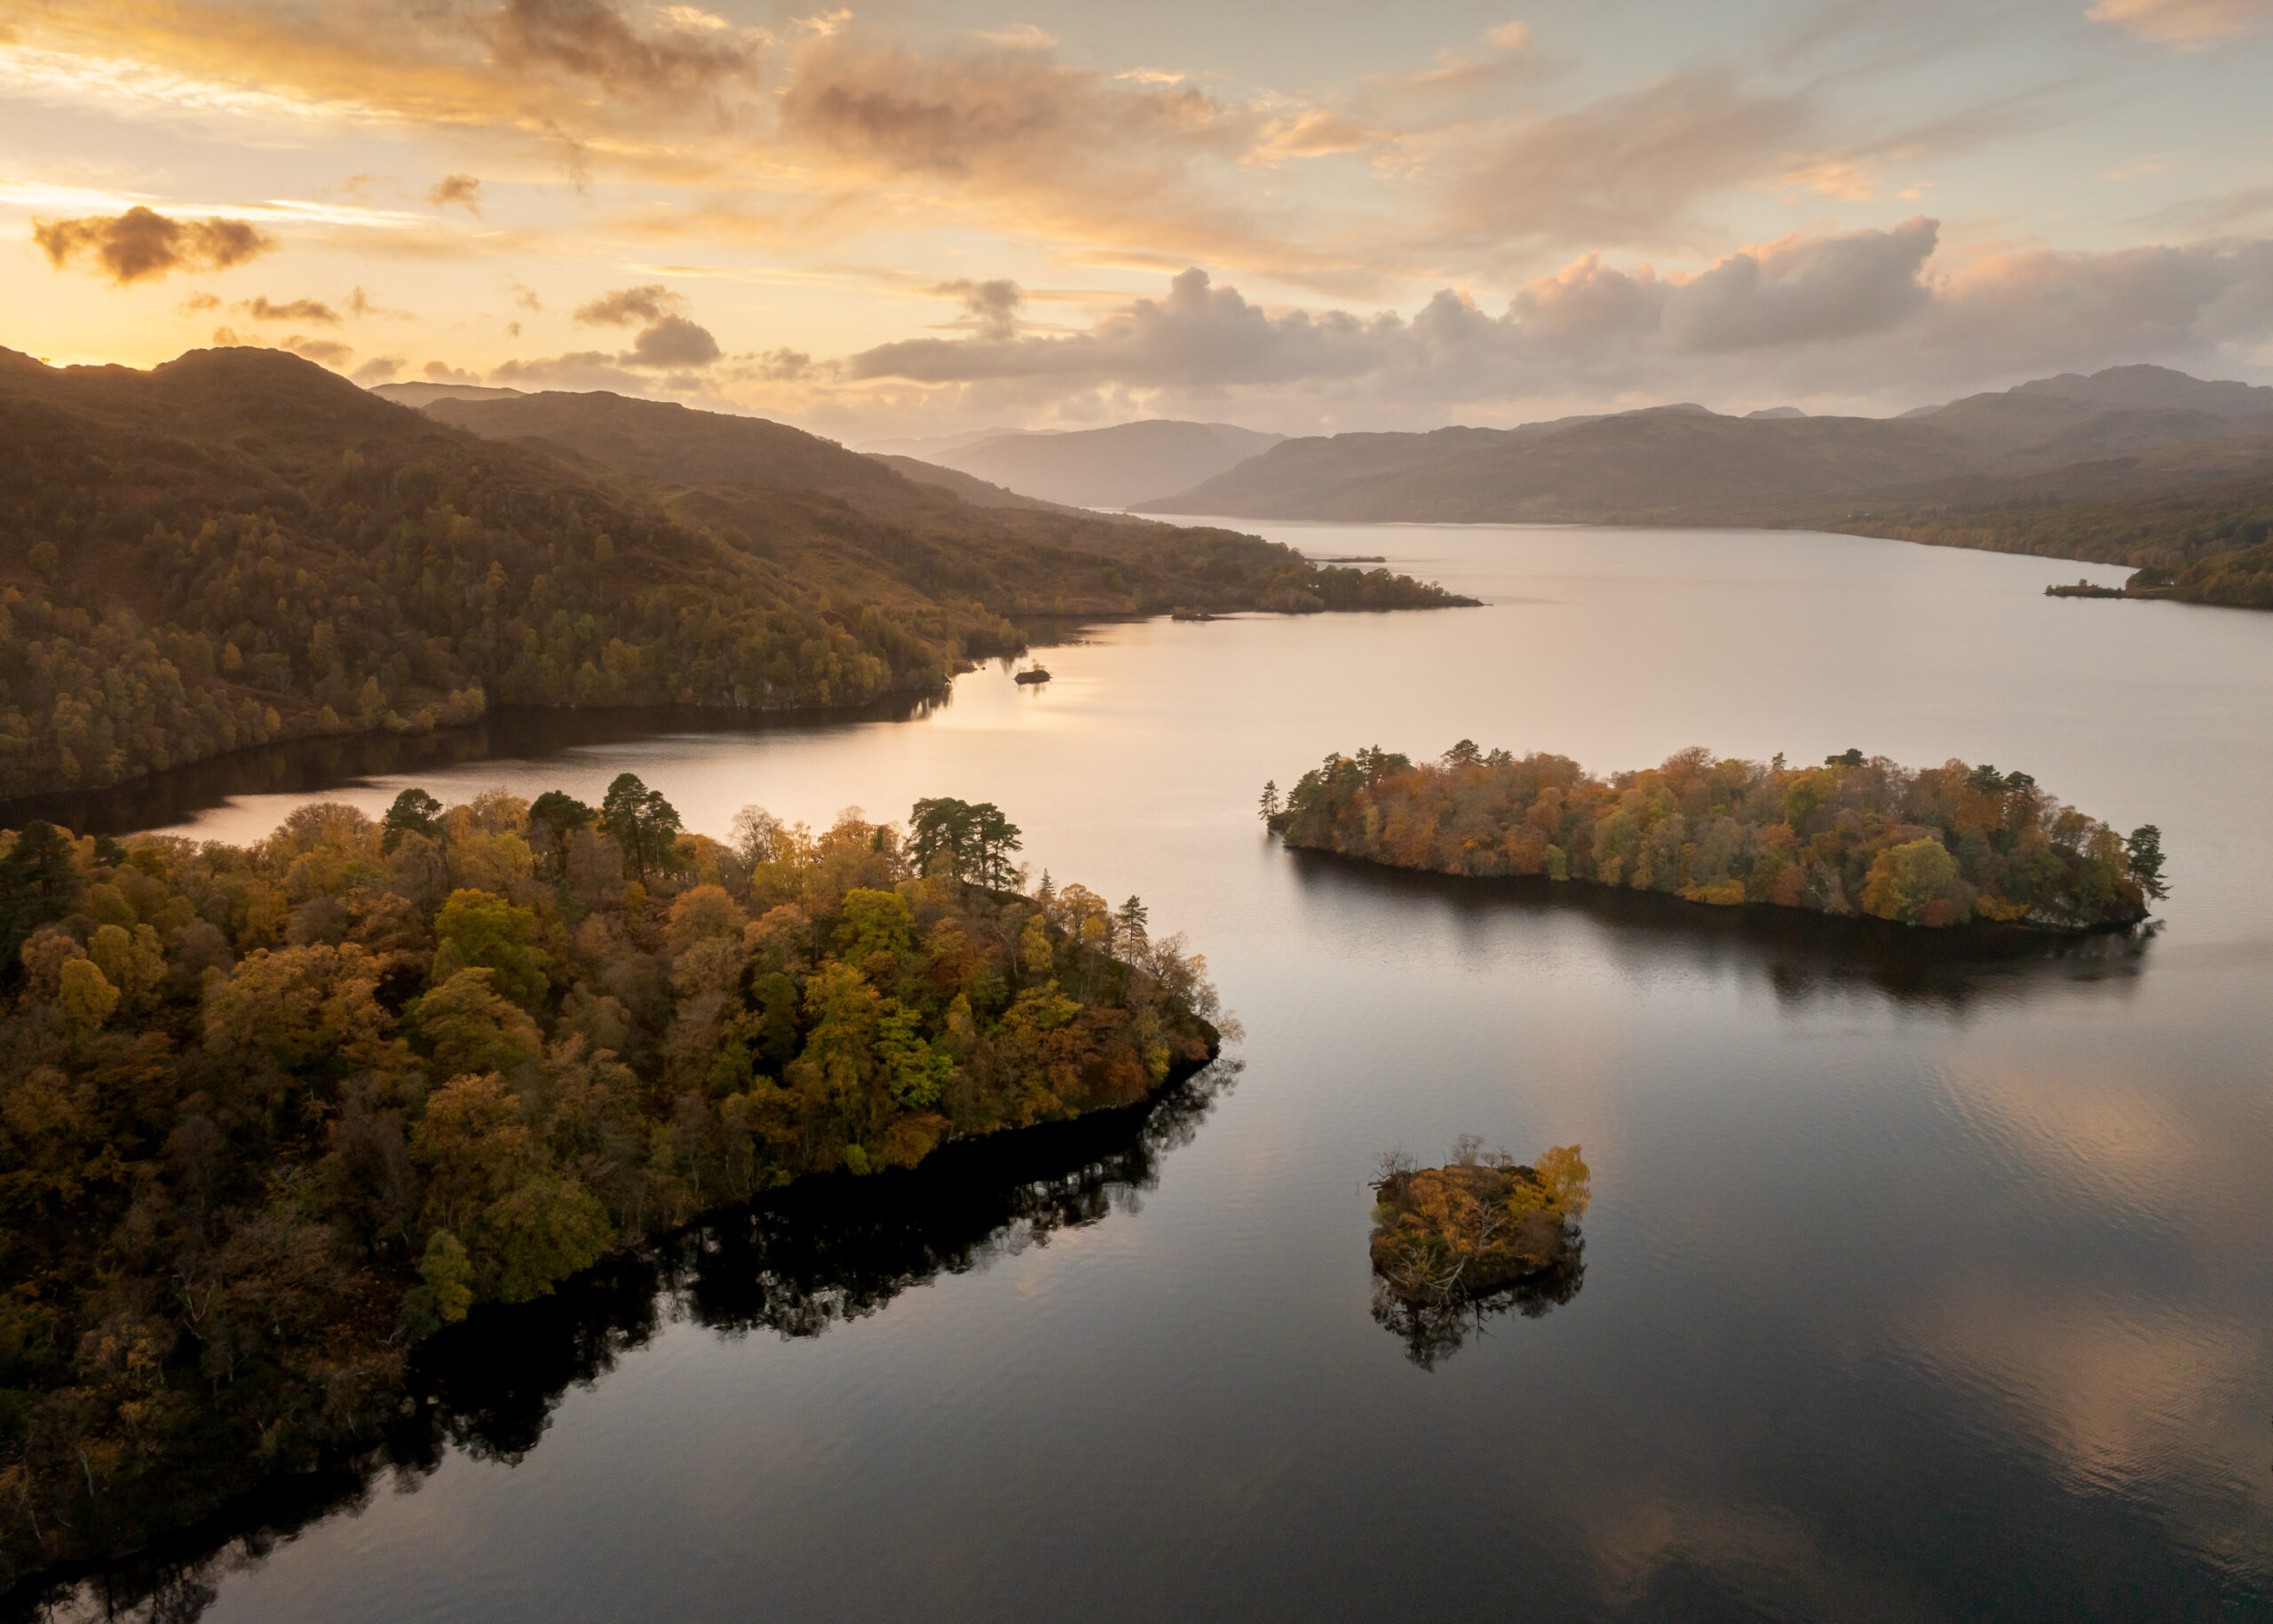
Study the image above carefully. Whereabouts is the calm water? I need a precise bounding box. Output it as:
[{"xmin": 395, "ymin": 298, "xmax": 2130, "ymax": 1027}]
[{"xmin": 51, "ymin": 525, "xmax": 2273, "ymax": 1620}]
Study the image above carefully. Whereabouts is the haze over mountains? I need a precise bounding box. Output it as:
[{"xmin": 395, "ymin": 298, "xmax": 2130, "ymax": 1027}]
[
  {"xmin": 871, "ymin": 421, "xmax": 1286, "ymax": 511},
  {"xmin": 1136, "ymin": 366, "xmax": 2273, "ymax": 523}
]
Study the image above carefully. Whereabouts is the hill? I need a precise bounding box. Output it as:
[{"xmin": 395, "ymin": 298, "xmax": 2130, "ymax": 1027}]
[
  {"xmin": 1139, "ymin": 366, "xmax": 2273, "ymax": 523},
  {"xmin": 0, "ymin": 350, "xmax": 1469, "ymax": 801},
  {"xmin": 864, "ymin": 453, "xmax": 1098, "ymax": 514},
  {"xmin": 925, "ymin": 419, "xmax": 1286, "ymax": 509}
]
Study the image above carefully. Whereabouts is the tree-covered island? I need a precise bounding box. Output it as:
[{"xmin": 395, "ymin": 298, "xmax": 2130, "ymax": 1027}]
[
  {"xmin": 1369, "ymin": 1140, "xmax": 1589, "ymax": 1369},
  {"xmin": 1266, "ymin": 744, "xmax": 2166, "ymax": 931},
  {"xmin": 0, "ymin": 778, "xmax": 1226, "ymax": 1589}
]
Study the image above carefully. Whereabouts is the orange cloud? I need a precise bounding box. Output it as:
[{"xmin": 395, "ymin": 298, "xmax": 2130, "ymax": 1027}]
[{"xmin": 34, "ymin": 206, "xmax": 276, "ymax": 284}]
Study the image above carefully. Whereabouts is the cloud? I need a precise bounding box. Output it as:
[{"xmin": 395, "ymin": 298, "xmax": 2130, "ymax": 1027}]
[
  {"xmin": 1441, "ymin": 70, "xmax": 1811, "ymax": 253},
  {"xmin": 624, "ymin": 313, "xmax": 721, "ymax": 367},
  {"xmin": 574, "ymin": 283, "xmax": 685, "ymax": 325},
  {"xmin": 427, "ymin": 173, "xmax": 483, "ymax": 214},
  {"xmin": 423, "ymin": 360, "xmax": 481, "ymax": 383},
  {"xmin": 284, "ymin": 336, "xmax": 353, "ymax": 367},
  {"xmin": 240, "ymin": 296, "xmax": 344, "ymax": 324},
  {"xmin": 347, "ymin": 285, "xmax": 416, "ymax": 319},
  {"xmin": 352, "ymin": 354, "xmax": 406, "ymax": 383},
  {"xmin": 509, "ymin": 277, "xmax": 544, "ymax": 312},
  {"xmin": 2087, "ymin": 0, "xmax": 2273, "ymax": 48},
  {"xmin": 1246, "ymin": 110, "xmax": 1390, "ymax": 168},
  {"xmin": 205, "ymin": 326, "xmax": 353, "ymax": 369},
  {"xmin": 1659, "ymin": 218, "xmax": 1938, "ymax": 350},
  {"xmin": 32, "ymin": 206, "xmax": 276, "ymax": 284},
  {"xmin": 833, "ymin": 224, "xmax": 2273, "ymax": 422},
  {"xmin": 487, "ymin": 0, "xmax": 760, "ymax": 99},
  {"xmin": 932, "ymin": 277, "xmax": 1023, "ymax": 340},
  {"xmin": 176, "ymin": 290, "xmax": 221, "ymax": 313},
  {"xmin": 511, "ymin": 282, "xmax": 723, "ymax": 374}
]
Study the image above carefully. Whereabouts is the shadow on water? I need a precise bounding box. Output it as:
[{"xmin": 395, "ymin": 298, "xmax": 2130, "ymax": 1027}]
[
  {"xmin": 0, "ymin": 700, "xmax": 940, "ymax": 839},
  {"xmin": 4, "ymin": 1060, "xmax": 1238, "ymax": 1624},
  {"xmin": 1284, "ymin": 847, "xmax": 2157, "ymax": 1012}
]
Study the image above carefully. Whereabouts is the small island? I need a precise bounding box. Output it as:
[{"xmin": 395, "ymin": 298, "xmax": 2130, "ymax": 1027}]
[
  {"xmin": 1014, "ymin": 665, "xmax": 1052, "ymax": 684},
  {"xmin": 1263, "ymin": 744, "xmax": 2166, "ymax": 931},
  {"xmin": 1370, "ymin": 1140, "xmax": 1588, "ymax": 1368},
  {"xmin": 0, "ymin": 780, "xmax": 1224, "ymax": 1588}
]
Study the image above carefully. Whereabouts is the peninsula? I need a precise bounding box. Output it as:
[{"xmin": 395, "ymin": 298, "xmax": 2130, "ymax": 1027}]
[{"xmin": 0, "ymin": 780, "xmax": 1224, "ymax": 1588}]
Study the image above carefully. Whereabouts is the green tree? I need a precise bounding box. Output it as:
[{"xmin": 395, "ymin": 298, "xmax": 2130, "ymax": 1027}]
[
  {"xmin": 433, "ymin": 889, "xmax": 550, "ymax": 1006},
  {"xmin": 480, "ymin": 1173, "xmax": 613, "ymax": 1303},
  {"xmin": 1861, "ymin": 838, "xmax": 1965, "ymax": 924},
  {"xmin": 527, "ymin": 791, "xmax": 595, "ymax": 880},
  {"xmin": 415, "ymin": 969, "xmax": 544, "ymax": 1077},
  {"xmin": 2126, "ymin": 824, "xmax": 2170, "ymax": 901},
  {"xmin": 56, "ymin": 956, "xmax": 119, "ymax": 1029},
  {"xmin": 0, "ymin": 821, "xmax": 82, "ymax": 980},
  {"xmin": 418, "ymin": 1230, "xmax": 474, "ymax": 1324},
  {"xmin": 600, "ymin": 772, "xmax": 682, "ymax": 881},
  {"xmin": 381, "ymin": 787, "xmax": 445, "ymax": 854}
]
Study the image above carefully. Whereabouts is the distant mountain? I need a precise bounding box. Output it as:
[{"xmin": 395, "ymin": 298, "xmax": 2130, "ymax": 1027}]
[
  {"xmin": 859, "ymin": 425, "xmax": 1021, "ymax": 458},
  {"xmin": 864, "ymin": 453, "xmax": 1099, "ymax": 515},
  {"xmin": 925, "ymin": 420, "xmax": 1286, "ymax": 509},
  {"xmin": 368, "ymin": 381, "xmax": 527, "ymax": 408},
  {"xmin": 1137, "ymin": 366, "xmax": 2273, "ymax": 522}
]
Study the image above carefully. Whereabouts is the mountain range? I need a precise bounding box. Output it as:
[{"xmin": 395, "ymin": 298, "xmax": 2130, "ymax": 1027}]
[
  {"xmin": 879, "ymin": 420, "xmax": 1285, "ymax": 510},
  {"xmin": 1134, "ymin": 366, "xmax": 2273, "ymax": 523}
]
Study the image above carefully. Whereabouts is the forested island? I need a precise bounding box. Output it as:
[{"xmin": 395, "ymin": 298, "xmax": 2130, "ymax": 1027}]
[
  {"xmin": 0, "ymin": 779, "xmax": 1225, "ymax": 1589},
  {"xmin": 1266, "ymin": 744, "xmax": 2165, "ymax": 931},
  {"xmin": 0, "ymin": 346, "xmax": 1471, "ymax": 802},
  {"xmin": 1369, "ymin": 1141, "xmax": 1588, "ymax": 1369}
]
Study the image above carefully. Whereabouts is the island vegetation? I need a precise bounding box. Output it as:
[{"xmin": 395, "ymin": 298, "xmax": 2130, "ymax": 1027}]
[
  {"xmin": 1369, "ymin": 1139, "xmax": 1588, "ymax": 1369},
  {"xmin": 1266, "ymin": 743, "xmax": 2166, "ymax": 931},
  {"xmin": 0, "ymin": 776, "xmax": 1226, "ymax": 1589}
]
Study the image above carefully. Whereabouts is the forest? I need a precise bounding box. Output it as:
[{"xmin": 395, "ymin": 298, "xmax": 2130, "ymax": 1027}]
[
  {"xmin": 1826, "ymin": 476, "xmax": 2273, "ymax": 609},
  {"xmin": 0, "ymin": 345, "xmax": 1469, "ymax": 801},
  {"xmin": 1267, "ymin": 743, "xmax": 2165, "ymax": 931},
  {"xmin": 0, "ymin": 778, "xmax": 1225, "ymax": 1590}
]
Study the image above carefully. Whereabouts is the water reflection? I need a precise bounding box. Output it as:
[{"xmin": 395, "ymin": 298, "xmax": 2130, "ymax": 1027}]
[
  {"xmin": 1286, "ymin": 848, "xmax": 2158, "ymax": 1011},
  {"xmin": 7, "ymin": 1062, "xmax": 1237, "ymax": 1624},
  {"xmin": 0, "ymin": 701, "xmax": 940, "ymax": 839},
  {"xmin": 1369, "ymin": 1240, "xmax": 1585, "ymax": 1371}
]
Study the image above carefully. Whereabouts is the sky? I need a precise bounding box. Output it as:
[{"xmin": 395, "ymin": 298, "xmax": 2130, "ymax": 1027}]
[{"xmin": 6, "ymin": 0, "xmax": 2273, "ymax": 440}]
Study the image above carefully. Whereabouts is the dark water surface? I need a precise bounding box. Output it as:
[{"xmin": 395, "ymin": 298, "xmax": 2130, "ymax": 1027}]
[{"xmin": 49, "ymin": 526, "xmax": 2273, "ymax": 1620}]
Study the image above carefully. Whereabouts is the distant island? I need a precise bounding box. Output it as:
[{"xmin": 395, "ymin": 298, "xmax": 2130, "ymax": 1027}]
[
  {"xmin": 0, "ymin": 780, "xmax": 1226, "ymax": 1588},
  {"xmin": 1369, "ymin": 1140, "xmax": 1588, "ymax": 1368},
  {"xmin": 1264, "ymin": 744, "xmax": 2165, "ymax": 931}
]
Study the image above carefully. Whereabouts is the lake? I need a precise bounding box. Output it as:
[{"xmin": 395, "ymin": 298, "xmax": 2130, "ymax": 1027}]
[{"xmin": 37, "ymin": 523, "xmax": 2273, "ymax": 1621}]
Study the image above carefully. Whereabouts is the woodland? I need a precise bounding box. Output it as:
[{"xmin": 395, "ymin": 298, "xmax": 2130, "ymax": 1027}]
[
  {"xmin": 1368, "ymin": 1140, "xmax": 1589, "ymax": 1370},
  {"xmin": 1266, "ymin": 743, "xmax": 2166, "ymax": 931},
  {"xmin": 0, "ymin": 346, "xmax": 1469, "ymax": 802},
  {"xmin": 0, "ymin": 776, "xmax": 1225, "ymax": 1589}
]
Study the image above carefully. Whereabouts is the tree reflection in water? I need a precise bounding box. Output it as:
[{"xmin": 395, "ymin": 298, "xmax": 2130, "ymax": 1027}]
[
  {"xmin": 4, "ymin": 1060, "xmax": 1239, "ymax": 1624},
  {"xmin": 1369, "ymin": 1234, "xmax": 1585, "ymax": 1371}
]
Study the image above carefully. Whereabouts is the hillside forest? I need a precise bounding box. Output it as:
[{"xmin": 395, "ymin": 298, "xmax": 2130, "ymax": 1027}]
[
  {"xmin": 0, "ymin": 778, "xmax": 1225, "ymax": 1588},
  {"xmin": 1266, "ymin": 743, "xmax": 2164, "ymax": 930},
  {"xmin": 0, "ymin": 346, "xmax": 1469, "ymax": 803}
]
